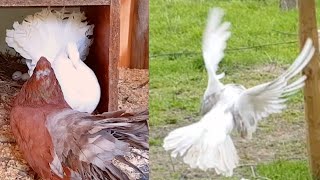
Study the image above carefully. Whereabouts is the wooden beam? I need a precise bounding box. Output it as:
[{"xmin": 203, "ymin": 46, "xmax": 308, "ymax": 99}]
[
  {"xmin": 0, "ymin": 0, "xmax": 111, "ymax": 6},
  {"xmin": 298, "ymin": 0, "xmax": 320, "ymax": 178}
]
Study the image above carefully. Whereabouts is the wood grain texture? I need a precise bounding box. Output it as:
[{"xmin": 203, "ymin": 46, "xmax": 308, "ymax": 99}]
[
  {"xmin": 108, "ymin": 0, "xmax": 120, "ymax": 111},
  {"xmin": 82, "ymin": 4, "xmax": 119, "ymax": 113},
  {"xmin": 119, "ymin": 0, "xmax": 133, "ymax": 68},
  {"xmin": 119, "ymin": 0, "xmax": 149, "ymax": 69},
  {"xmin": 129, "ymin": 0, "xmax": 148, "ymax": 69},
  {"xmin": 0, "ymin": 0, "xmax": 110, "ymax": 6},
  {"xmin": 298, "ymin": 0, "xmax": 320, "ymax": 178}
]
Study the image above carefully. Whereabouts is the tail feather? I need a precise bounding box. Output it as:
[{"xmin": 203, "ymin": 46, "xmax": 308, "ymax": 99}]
[
  {"xmin": 163, "ymin": 123, "xmax": 203, "ymax": 158},
  {"xmin": 183, "ymin": 135, "xmax": 238, "ymax": 176},
  {"xmin": 5, "ymin": 8, "xmax": 93, "ymax": 74},
  {"xmin": 62, "ymin": 11, "xmax": 94, "ymax": 60},
  {"xmin": 163, "ymin": 111, "xmax": 238, "ymax": 177}
]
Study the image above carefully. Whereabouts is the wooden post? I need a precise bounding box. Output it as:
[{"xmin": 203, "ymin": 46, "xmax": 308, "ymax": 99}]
[{"xmin": 299, "ymin": 0, "xmax": 320, "ymax": 178}]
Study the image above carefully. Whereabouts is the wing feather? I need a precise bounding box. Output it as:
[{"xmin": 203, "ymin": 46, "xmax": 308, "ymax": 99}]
[
  {"xmin": 46, "ymin": 109, "xmax": 149, "ymax": 179},
  {"xmin": 201, "ymin": 8, "xmax": 231, "ymax": 115},
  {"xmin": 234, "ymin": 38, "xmax": 314, "ymax": 138}
]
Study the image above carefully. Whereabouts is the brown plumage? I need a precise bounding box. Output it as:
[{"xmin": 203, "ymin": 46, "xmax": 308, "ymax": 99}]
[{"xmin": 10, "ymin": 57, "xmax": 149, "ymax": 180}]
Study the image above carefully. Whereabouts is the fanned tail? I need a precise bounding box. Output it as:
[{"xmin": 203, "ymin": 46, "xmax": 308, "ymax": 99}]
[
  {"xmin": 163, "ymin": 108, "xmax": 238, "ymax": 177},
  {"xmin": 5, "ymin": 8, "xmax": 93, "ymax": 75}
]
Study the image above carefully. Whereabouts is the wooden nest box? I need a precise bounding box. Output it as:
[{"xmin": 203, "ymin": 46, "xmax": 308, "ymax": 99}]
[{"xmin": 0, "ymin": 0, "xmax": 149, "ymax": 113}]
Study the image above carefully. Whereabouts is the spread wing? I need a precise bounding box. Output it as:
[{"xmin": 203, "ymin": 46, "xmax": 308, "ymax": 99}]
[
  {"xmin": 234, "ymin": 38, "xmax": 314, "ymax": 138},
  {"xmin": 200, "ymin": 8, "xmax": 231, "ymax": 115}
]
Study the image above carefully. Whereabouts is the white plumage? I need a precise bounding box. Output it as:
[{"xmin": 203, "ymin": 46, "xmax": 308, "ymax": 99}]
[
  {"xmin": 163, "ymin": 7, "xmax": 315, "ymax": 176},
  {"xmin": 53, "ymin": 42, "xmax": 100, "ymax": 113},
  {"xmin": 5, "ymin": 8, "xmax": 100, "ymax": 113}
]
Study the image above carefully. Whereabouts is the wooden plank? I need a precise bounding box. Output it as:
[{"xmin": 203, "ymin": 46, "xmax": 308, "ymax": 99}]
[
  {"xmin": 0, "ymin": 0, "xmax": 110, "ymax": 6},
  {"xmin": 298, "ymin": 0, "xmax": 320, "ymax": 178},
  {"xmin": 129, "ymin": 0, "xmax": 149, "ymax": 69},
  {"xmin": 82, "ymin": 4, "xmax": 120, "ymax": 113},
  {"xmin": 119, "ymin": 0, "xmax": 148, "ymax": 69},
  {"xmin": 119, "ymin": 0, "xmax": 133, "ymax": 68},
  {"xmin": 108, "ymin": 0, "xmax": 120, "ymax": 111}
]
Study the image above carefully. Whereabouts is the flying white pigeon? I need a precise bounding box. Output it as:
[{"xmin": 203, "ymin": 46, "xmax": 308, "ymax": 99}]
[
  {"xmin": 163, "ymin": 7, "xmax": 315, "ymax": 177},
  {"xmin": 5, "ymin": 8, "xmax": 101, "ymax": 113}
]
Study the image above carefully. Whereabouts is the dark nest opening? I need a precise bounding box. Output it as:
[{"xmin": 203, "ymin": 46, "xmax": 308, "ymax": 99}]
[
  {"xmin": 0, "ymin": 52, "xmax": 26, "ymax": 124},
  {"xmin": 0, "ymin": 53, "xmax": 35, "ymax": 179}
]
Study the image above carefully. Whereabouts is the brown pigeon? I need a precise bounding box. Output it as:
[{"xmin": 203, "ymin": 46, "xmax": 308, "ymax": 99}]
[{"xmin": 10, "ymin": 57, "xmax": 149, "ymax": 180}]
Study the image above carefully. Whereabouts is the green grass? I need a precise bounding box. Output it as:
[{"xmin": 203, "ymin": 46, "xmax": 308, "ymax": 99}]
[
  {"xmin": 149, "ymin": 0, "xmax": 309, "ymax": 126},
  {"xmin": 150, "ymin": 57, "xmax": 205, "ymax": 125},
  {"xmin": 149, "ymin": 0, "xmax": 318, "ymax": 179},
  {"xmin": 150, "ymin": 0, "xmax": 301, "ymax": 65},
  {"xmin": 257, "ymin": 160, "xmax": 311, "ymax": 180}
]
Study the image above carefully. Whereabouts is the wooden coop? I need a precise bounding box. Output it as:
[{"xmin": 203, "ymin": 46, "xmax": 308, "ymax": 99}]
[{"xmin": 0, "ymin": 0, "xmax": 149, "ymax": 113}]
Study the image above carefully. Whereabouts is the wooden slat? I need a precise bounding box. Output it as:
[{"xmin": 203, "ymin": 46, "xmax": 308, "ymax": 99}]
[
  {"xmin": 298, "ymin": 0, "xmax": 320, "ymax": 178},
  {"xmin": 119, "ymin": 0, "xmax": 133, "ymax": 68},
  {"xmin": 129, "ymin": 0, "xmax": 148, "ymax": 69},
  {"xmin": 119, "ymin": 0, "xmax": 148, "ymax": 69},
  {"xmin": 108, "ymin": 0, "xmax": 120, "ymax": 111},
  {"xmin": 0, "ymin": 0, "xmax": 110, "ymax": 6},
  {"xmin": 82, "ymin": 3, "xmax": 120, "ymax": 113}
]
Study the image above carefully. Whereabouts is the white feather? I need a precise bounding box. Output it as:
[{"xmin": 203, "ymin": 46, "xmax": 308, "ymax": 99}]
[
  {"xmin": 164, "ymin": 7, "xmax": 315, "ymax": 177},
  {"xmin": 202, "ymin": 8, "xmax": 230, "ymax": 99},
  {"xmin": 52, "ymin": 42, "xmax": 100, "ymax": 113},
  {"xmin": 234, "ymin": 38, "xmax": 314, "ymax": 137},
  {"xmin": 5, "ymin": 8, "xmax": 100, "ymax": 113},
  {"xmin": 163, "ymin": 105, "xmax": 238, "ymax": 177},
  {"xmin": 6, "ymin": 8, "xmax": 93, "ymax": 75}
]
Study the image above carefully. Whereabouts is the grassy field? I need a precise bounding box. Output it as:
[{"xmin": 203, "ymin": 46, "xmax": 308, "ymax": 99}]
[{"xmin": 149, "ymin": 0, "xmax": 319, "ymax": 179}]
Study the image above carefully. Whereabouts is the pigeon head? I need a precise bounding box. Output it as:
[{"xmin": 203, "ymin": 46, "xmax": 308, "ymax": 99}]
[
  {"xmin": 33, "ymin": 57, "xmax": 53, "ymax": 79},
  {"xmin": 14, "ymin": 57, "xmax": 69, "ymax": 107}
]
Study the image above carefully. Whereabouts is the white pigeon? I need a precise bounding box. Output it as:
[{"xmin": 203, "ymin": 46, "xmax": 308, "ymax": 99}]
[
  {"xmin": 163, "ymin": 7, "xmax": 315, "ymax": 177},
  {"xmin": 53, "ymin": 42, "xmax": 101, "ymax": 113},
  {"xmin": 5, "ymin": 8, "xmax": 100, "ymax": 113}
]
